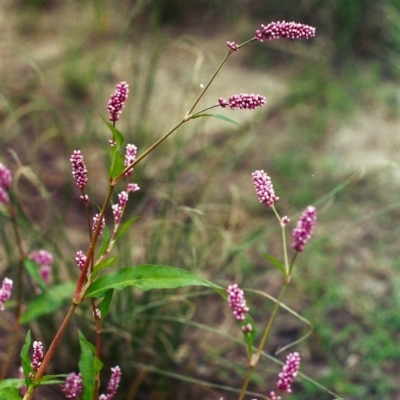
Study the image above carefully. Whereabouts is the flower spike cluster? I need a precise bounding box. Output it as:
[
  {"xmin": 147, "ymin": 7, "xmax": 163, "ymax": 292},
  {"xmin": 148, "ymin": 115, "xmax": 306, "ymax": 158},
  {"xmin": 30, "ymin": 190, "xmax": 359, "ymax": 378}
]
[
  {"xmin": 29, "ymin": 249, "xmax": 54, "ymax": 283},
  {"xmin": 63, "ymin": 372, "xmax": 83, "ymax": 399},
  {"xmin": 107, "ymin": 81, "xmax": 129, "ymax": 123},
  {"xmin": 277, "ymin": 352, "xmax": 301, "ymax": 392},
  {"xmin": 0, "ymin": 162, "xmax": 12, "ymax": 204},
  {"xmin": 70, "ymin": 150, "xmax": 88, "ymax": 192},
  {"xmin": 124, "ymin": 143, "xmax": 137, "ymax": 177},
  {"xmin": 252, "ymin": 170, "xmax": 279, "ymax": 208},
  {"xmin": 227, "ymin": 284, "xmax": 249, "ymax": 322},
  {"xmin": 255, "ymin": 21, "xmax": 316, "ymax": 42},
  {"xmin": 292, "ymin": 206, "xmax": 317, "ymax": 252},
  {"xmin": 268, "ymin": 352, "xmax": 301, "ymax": 400},
  {"xmin": 0, "ymin": 278, "xmax": 13, "ymax": 311},
  {"xmin": 30, "ymin": 341, "xmax": 44, "ymax": 378},
  {"xmin": 219, "ymin": 93, "xmax": 266, "ymax": 110},
  {"xmin": 99, "ymin": 366, "xmax": 122, "ymax": 400}
]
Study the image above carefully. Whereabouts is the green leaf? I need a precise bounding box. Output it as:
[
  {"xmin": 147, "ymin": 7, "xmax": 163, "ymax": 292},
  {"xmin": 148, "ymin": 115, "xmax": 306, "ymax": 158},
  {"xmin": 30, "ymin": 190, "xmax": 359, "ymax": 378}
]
[
  {"xmin": 242, "ymin": 314, "xmax": 256, "ymax": 359},
  {"xmin": 110, "ymin": 151, "xmax": 126, "ymax": 180},
  {"xmin": 86, "ymin": 265, "xmax": 224, "ymax": 298},
  {"xmin": 102, "ymin": 117, "xmax": 124, "ymax": 149},
  {"xmin": 20, "ymin": 330, "xmax": 33, "ymax": 387},
  {"xmin": 21, "ymin": 282, "xmax": 75, "ymax": 324},
  {"xmin": 78, "ymin": 330, "xmax": 95, "ymax": 400},
  {"xmin": 0, "ymin": 379, "xmax": 24, "ymax": 390},
  {"xmin": 115, "ymin": 216, "xmax": 140, "ymax": 242},
  {"xmin": 212, "ymin": 114, "xmax": 240, "ymax": 126},
  {"xmin": 92, "ymin": 256, "xmax": 117, "ymax": 280},
  {"xmin": 261, "ymin": 253, "xmax": 286, "ymax": 276},
  {"xmin": 23, "ymin": 259, "xmax": 47, "ymax": 292},
  {"xmin": 0, "ymin": 387, "xmax": 21, "ymax": 400},
  {"xmin": 98, "ymin": 226, "xmax": 111, "ymax": 258},
  {"xmin": 98, "ymin": 289, "xmax": 114, "ymax": 325}
]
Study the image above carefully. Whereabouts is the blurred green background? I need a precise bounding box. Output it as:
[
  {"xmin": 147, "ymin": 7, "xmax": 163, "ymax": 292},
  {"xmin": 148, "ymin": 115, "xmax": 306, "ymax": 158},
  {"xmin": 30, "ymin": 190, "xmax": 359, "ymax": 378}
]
[{"xmin": 1, "ymin": 0, "xmax": 400, "ymax": 399}]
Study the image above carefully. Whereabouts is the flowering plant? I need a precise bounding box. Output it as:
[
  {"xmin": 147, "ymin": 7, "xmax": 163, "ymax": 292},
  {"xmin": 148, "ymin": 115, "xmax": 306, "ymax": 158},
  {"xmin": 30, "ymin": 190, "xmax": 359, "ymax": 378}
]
[{"xmin": 0, "ymin": 20, "xmax": 328, "ymax": 400}]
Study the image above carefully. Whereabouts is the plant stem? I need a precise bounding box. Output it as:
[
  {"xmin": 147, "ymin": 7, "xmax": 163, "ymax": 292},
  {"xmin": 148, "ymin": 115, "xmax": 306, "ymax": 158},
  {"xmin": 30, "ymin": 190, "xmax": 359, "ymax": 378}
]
[
  {"xmin": 23, "ymin": 303, "xmax": 78, "ymax": 400},
  {"xmin": 237, "ymin": 281, "xmax": 289, "ymax": 400}
]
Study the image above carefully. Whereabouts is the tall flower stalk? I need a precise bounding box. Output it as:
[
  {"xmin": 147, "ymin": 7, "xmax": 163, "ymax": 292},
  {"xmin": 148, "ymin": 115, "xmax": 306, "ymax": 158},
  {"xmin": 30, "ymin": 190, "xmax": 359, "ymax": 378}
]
[{"xmin": 18, "ymin": 20, "xmax": 316, "ymax": 400}]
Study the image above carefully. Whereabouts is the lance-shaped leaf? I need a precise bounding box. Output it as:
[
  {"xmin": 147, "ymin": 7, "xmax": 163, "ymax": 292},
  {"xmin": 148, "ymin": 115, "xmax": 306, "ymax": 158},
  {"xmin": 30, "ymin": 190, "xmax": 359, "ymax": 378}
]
[
  {"xmin": 20, "ymin": 330, "xmax": 33, "ymax": 387},
  {"xmin": 0, "ymin": 387, "xmax": 21, "ymax": 400},
  {"xmin": 78, "ymin": 330, "xmax": 96, "ymax": 400},
  {"xmin": 86, "ymin": 265, "xmax": 224, "ymax": 298},
  {"xmin": 21, "ymin": 282, "xmax": 75, "ymax": 324}
]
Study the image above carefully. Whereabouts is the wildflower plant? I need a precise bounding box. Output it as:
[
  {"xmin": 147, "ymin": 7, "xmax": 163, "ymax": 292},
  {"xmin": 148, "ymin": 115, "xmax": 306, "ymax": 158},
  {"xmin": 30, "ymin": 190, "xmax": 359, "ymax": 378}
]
[{"xmin": 0, "ymin": 20, "xmax": 328, "ymax": 400}]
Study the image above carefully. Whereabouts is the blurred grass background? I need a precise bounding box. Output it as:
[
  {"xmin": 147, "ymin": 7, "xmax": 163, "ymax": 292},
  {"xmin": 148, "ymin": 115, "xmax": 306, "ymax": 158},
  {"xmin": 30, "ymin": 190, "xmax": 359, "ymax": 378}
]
[{"xmin": 1, "ymin": 0, "xmax": 400, "ymax": 399}]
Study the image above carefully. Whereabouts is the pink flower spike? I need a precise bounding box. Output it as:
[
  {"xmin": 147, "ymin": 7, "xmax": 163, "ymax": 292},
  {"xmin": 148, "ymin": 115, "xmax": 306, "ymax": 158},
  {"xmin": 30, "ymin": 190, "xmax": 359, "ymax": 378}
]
[
  {"xmin": 277, "ymin": 352, "xmax": 301, "ymax": 393},
  {"xmin": 70, "ymin": 150, "xmax": 88, "ymax": 190},
  {"xmin": 118, "ymin": 191, "xmax": 129, "ymax": 207},
  {"xmin": 252, "ymin": 170, "xmax": 279, "ymax": 208},
  {"xmin": 112, "ymin": 203, "xmax": 123, "ymax": 224},
  {"xmin": 63, "ymin": 372, "xmax": 83, "ymax": 399},
  {"xmin": 127, "ymin": 183, "xmax": 140, "ymax": 193},
  {"xmin": 0, "ymin": 163, "xmax": 12, "ymax": 190},
  {"xmin": 255, "ymin": 21, "xmax": 316, "ymax": 42},
  {"xmin": 227, "ymin": 284, "xmax": 249, "ymax": 321},
  {"xmin": 100, "ymin": 366, "xmax": 121, "ymax": 400},
  {"xmin": 219, "ymin": 93, "xmax": 266, "ymax": 110},
  {"xmin": 292, "ymin": 206, "xmax": 317, "ymax": 252},
  {"xmin": 31, "ymin": 341, "xmax": 44, "ymax": 371},
  {"xmin": 28, "ymin": 250, "xmax": 53, "ymax": 266},
  {"xmin": 227, "ymin": 41, "xmax": 238, "ymax": 51},
  {"xmin": 124, "ymin": 144, "xmax": 137, "ymax": 177},
  {"xmin": 93, "ymin": 213, "xmax": 106, "ymax": 235},
  {"xmin": 75, "ymin": 251, "xmax": 87, "ymax": 270},
  {"xmin": 107, "ymin": 81, "xmax": 129, "ymax": 122},
  {"xmin": 0, "ymin": 278, "xmax": 13, "ymax": 311}
]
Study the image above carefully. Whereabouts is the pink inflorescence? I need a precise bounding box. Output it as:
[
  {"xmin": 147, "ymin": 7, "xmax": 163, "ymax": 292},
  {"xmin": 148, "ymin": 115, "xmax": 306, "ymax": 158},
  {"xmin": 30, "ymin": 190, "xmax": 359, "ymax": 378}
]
[
  {"xmin": 63, "ymin": 372, "xmax": 83, "ymax": 399},
  {"xmin": 252, "ymin": 170, "xmax": 279, "ymax": 208},
  {"xmin": 29, "ymin": 249, "xmax": 53, "ymax": 283},
  {"xmin": 0, "ymin": 278, "xmax": 13, "ymax": 311},
  {"xmin": 292, "ymin": 206, "xmax": 317, "ymax": 252},
  {"xmin": 219, "ymin": 93, "xmax": 266, "ymax": 110},
  {"xmin": 227, "ymin": 284, "xmax": 249, "ymax": 322},
  {"xmin": 99, "ymin": 366, "xmax": 122, "ymax": 400},
  {"xmin": 112, "ymin": 191, "xmax": 129, "ymax": 224},
  {"xmin": 277, "ymin": 352, "xmax": 301, "ymax": 393},
  {"xmin": 29, "ymin": 250, "xmax": 53, "ymax": 267},
  {"xmin": 31, "ymin": 341, "xmax": 44, "ymax": 371},
  {"xmin": 93, "ymin": 213, "xmax": 106, "ymax": 235},
  {"xmin": 70, "ymin": 150, "xmax": 88, "ymax": 190},
  {"xmin": 255, "ymin": 21, "xmax": 316, "ymax": 42},
  {"xmin": 124, "ymin": 144, "xmax": 137, "ymax": 177},
  {"xmin": 107, "ymin": 81, "xmax": 129, "ymax": 123},
  {"xmin": 226, "ymin": 41, "xmax": 238, "ymax": 51},
  {"xmin": 0, "ymin": 162, "xmax": 12, "ymax": 204},
  {"xmin": 127, "ymin": 183, "xmax": 140, "ymax": 193},
  {"xmin": 75, "ymin": 251, "xmax": 87, "ymax": 270}
]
